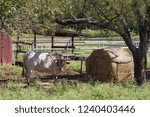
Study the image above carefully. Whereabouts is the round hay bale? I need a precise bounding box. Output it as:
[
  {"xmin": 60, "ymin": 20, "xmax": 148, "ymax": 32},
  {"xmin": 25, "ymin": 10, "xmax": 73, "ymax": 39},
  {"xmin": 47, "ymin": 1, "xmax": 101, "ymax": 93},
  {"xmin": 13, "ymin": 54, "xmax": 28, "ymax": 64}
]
[{"xmin": 86, "ymin": 48, "xmax": 134, "ymax": 82}]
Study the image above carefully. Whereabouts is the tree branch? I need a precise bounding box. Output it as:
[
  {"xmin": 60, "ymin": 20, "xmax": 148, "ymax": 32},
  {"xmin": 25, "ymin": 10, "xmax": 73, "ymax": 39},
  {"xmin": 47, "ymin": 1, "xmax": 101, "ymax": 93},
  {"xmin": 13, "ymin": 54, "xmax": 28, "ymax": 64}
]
[
  {"xmin": 56, "ymin": 17, "xmax": 97, "ymax": 25},
  {"xmin": 56, "ymin": 16, "xmax": 137, "ymax": 54},
  {"xmin": 56, "ymin": 17, "xmax": 122, "ymax": 34}
]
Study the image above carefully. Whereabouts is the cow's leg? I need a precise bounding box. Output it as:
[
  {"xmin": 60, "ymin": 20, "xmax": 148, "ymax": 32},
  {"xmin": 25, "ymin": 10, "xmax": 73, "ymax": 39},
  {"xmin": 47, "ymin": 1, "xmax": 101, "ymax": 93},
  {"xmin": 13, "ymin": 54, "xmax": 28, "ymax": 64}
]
[
  {"xmin": 25, "ymin": 68, "xmax": 32, "ymax": 85},
  {"xmin": 53, "ymin": 74, "xmax": 58, "ymax": 85},
  {"xmin": 23, "ymin": 66, "xmax": 27, "ymax": 84}
]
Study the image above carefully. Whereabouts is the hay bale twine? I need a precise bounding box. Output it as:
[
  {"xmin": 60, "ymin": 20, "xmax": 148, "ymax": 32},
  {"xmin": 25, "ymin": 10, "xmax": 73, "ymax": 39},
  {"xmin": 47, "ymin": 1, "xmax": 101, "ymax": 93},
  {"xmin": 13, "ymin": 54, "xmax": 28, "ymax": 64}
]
[{"xmin": 86, "ymin": 48, "xmax": 134, "ymax": 82}]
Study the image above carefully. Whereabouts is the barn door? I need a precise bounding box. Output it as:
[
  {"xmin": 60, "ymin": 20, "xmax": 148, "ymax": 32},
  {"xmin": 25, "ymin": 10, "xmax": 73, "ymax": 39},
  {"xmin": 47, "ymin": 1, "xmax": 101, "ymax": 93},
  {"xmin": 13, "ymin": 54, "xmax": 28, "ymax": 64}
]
[
  {"xmin": 0, "ymin": 33, "xmax": 4, "ymax": 64},
  {"xmin": 0, "ymin": 33, "xmax": 12, "ymax": 64}
]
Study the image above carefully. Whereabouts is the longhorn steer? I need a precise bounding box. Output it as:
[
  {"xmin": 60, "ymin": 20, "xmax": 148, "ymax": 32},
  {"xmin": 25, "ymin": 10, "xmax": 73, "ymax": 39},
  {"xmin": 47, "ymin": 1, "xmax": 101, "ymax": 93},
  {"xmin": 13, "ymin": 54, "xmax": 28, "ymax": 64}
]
[{"xmin": 22, "ymin": 52, "xmax": 68, "ymax": 85}]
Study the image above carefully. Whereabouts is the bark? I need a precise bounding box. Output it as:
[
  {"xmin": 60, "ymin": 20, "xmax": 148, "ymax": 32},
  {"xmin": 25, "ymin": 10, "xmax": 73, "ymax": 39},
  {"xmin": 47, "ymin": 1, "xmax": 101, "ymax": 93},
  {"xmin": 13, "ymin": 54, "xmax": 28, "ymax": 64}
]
[
  {"xmin": 121, "ymin": 32, "xmax": 146, "ymax": 85},
  {"xmin": 122, "ymin": 25, "xmax": 148, "ymax": 85},
  {"xmin": 133, "ymin": 49, "xmax": 147, "ymax": 85}
]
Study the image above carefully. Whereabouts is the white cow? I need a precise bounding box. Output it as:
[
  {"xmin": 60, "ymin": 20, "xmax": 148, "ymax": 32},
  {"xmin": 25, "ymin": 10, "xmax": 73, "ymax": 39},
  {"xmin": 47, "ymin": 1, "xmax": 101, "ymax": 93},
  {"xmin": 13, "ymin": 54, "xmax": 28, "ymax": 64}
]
[{"xmin": 22, "ymin": 52, "xmax": 69, "ymax": 84}]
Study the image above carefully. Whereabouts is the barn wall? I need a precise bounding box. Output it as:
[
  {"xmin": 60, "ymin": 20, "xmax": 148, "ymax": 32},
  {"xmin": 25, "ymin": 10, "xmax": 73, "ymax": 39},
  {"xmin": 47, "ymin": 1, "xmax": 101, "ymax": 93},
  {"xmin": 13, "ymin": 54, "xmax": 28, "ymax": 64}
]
[{"xmin": 0, "ymin": 32, "xmax": 12, "ymax": 64}]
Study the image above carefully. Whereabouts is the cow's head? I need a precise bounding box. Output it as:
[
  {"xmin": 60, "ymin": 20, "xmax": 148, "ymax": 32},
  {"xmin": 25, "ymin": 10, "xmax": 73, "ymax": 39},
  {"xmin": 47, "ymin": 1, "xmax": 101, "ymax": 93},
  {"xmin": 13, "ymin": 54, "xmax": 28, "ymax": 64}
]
[
  {"xmin": 49, "ymin": 53, "xmax": 70, "ymax": 72},
  {"xmin": 55, "ymin": 59, "xmax": 70, "ymax": 72}
]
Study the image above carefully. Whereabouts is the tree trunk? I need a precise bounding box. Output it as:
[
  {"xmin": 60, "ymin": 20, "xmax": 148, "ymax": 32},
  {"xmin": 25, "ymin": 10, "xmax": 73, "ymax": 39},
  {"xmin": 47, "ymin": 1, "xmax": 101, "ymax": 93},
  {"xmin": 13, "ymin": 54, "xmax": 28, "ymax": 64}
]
[
  {"xmin": 133, "ymin": 49, "xmax": 147, "ymax": 85},
  {"xmin": 122, "ymin": 32, "xmax": 147, "ymax": 85}
]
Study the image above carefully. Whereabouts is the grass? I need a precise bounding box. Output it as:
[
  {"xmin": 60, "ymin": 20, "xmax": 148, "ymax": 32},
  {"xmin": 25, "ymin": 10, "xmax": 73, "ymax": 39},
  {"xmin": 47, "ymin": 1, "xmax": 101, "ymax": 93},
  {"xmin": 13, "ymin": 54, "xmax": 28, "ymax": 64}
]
[
  {"xmin": 12, "ymin": 33, "xmax": 45, "ymax": 40},
  {"xmin": 1, "ymin": 80, "xmax": 150, "ymax": 100},
  {"xmin": 67, "ymin": 61, "xmax": 86, "ymax": 73},
  {"xmin": 82, "ymin": 29, "xmax": 120, "ymax": 37},
  {"xmin": 147, "ymin": 52, "xmax": 150, "ymax": 69},
  {"xmin": 0, "ymin": 64, "xmax": 22, "ymax": 78},
  {"xmin": 0, "ymin": 64, "xmax": 150, "ymax": 100}
]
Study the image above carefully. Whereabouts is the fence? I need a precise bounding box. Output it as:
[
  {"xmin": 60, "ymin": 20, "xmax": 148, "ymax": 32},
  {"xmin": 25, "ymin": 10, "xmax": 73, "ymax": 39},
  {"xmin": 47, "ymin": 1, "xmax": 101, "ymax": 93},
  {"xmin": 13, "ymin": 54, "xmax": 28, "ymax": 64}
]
[
  {"xmin": 12, "ymin": 41, "xmax": 32, "ymax": 63},
  {"xmin": 12, "ymin": 36, "xmax": 140, "ymax": 62}
]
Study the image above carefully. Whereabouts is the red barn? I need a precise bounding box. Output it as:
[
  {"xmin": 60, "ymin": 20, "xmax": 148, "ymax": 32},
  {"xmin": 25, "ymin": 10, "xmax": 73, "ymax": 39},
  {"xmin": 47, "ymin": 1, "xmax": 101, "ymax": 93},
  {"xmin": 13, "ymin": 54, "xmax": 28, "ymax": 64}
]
[{"xmin": 0, "ymin": 32, "xmax": 13, "ymax": 64}]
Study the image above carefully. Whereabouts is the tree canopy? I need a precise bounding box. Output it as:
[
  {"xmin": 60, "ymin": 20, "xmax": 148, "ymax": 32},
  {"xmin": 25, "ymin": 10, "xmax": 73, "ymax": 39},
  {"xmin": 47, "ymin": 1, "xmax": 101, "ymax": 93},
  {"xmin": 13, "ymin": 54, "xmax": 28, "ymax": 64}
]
[{"xmin": 0, "ymin": 0, "xmax": 62, "ymax": 34}]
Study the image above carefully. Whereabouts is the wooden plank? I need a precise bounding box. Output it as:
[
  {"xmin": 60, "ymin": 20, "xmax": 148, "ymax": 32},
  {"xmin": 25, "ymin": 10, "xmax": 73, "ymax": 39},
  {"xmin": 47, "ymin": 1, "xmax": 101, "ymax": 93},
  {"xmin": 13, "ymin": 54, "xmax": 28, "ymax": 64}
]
[
  {"xmin": 14, "ymin": 50, "xmax": 27, "ymax": 53},
  {"xmin": 12, "ymin": 41, "xmax": 32, "ymax": 45},
  {"xmin": 52, "ymin": 46, "xmax": 75, "ymax": 48},
  {"xmin": 34, "ymin": 33, "xmax": 37, "ymax": 49},
  {"xmin": 62, "ymin": 54, "xmax": 89, "ymax": 60}
]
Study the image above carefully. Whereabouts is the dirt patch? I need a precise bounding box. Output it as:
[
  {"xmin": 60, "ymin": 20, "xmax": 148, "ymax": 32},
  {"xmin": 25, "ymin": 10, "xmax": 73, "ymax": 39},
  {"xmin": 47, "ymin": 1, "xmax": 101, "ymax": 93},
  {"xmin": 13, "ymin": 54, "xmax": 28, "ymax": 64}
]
[
  {"xmin": 0, "ymin": 71, "xmax": 87, "ymax": 88},
  {"xmin": 0, "ymin": 79, "xmax": 8, "ymax": 84},
  {"xmin": 37, "ymin": 73, "xmax": 87, "ymax": 85}
]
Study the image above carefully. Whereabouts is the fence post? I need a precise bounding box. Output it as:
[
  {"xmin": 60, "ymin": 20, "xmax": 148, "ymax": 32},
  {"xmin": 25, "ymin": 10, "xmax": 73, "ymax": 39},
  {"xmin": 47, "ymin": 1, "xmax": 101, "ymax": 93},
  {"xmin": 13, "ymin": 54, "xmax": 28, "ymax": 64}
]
[
  {"xmin": 51, "ymin": 36, "xmax": 54, "ymax": 53},
  {"xmin": 34, "ymin": 33, "xmax": 36, "ymax": 49},
  {"xmin": 71, "ymin": 36, "xmax": 74, "ymax": 54}
]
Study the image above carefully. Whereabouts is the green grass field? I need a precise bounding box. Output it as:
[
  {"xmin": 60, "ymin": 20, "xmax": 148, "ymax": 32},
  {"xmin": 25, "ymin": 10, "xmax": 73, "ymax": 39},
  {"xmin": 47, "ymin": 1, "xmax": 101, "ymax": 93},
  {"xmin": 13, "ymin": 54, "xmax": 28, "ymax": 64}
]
[
  {"xmin": 1, "ymin": 80, "xmax": 150, "ymax": 100},
  {"xmin": 0, "ymin": 60, "xmax": 150, "ymax": 100}
]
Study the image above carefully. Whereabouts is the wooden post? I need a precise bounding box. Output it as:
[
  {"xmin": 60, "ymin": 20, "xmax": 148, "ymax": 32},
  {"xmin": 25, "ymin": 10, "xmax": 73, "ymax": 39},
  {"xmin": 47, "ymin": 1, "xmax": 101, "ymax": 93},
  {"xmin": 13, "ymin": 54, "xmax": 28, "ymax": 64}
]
[
  {"xmin": 51, "ymin": 36, "xmax": 54, "ymax": 48},
  {"xmin": 71, "ymin": 36, "xmax": 74, "ymax": 54},
  {"xmin": 51, "ymin": 36, "xmax": 54, "ymax": 52},
  {"xmin": 34, "ymin": 33, "xmax": 36, "ymax": 50}
]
